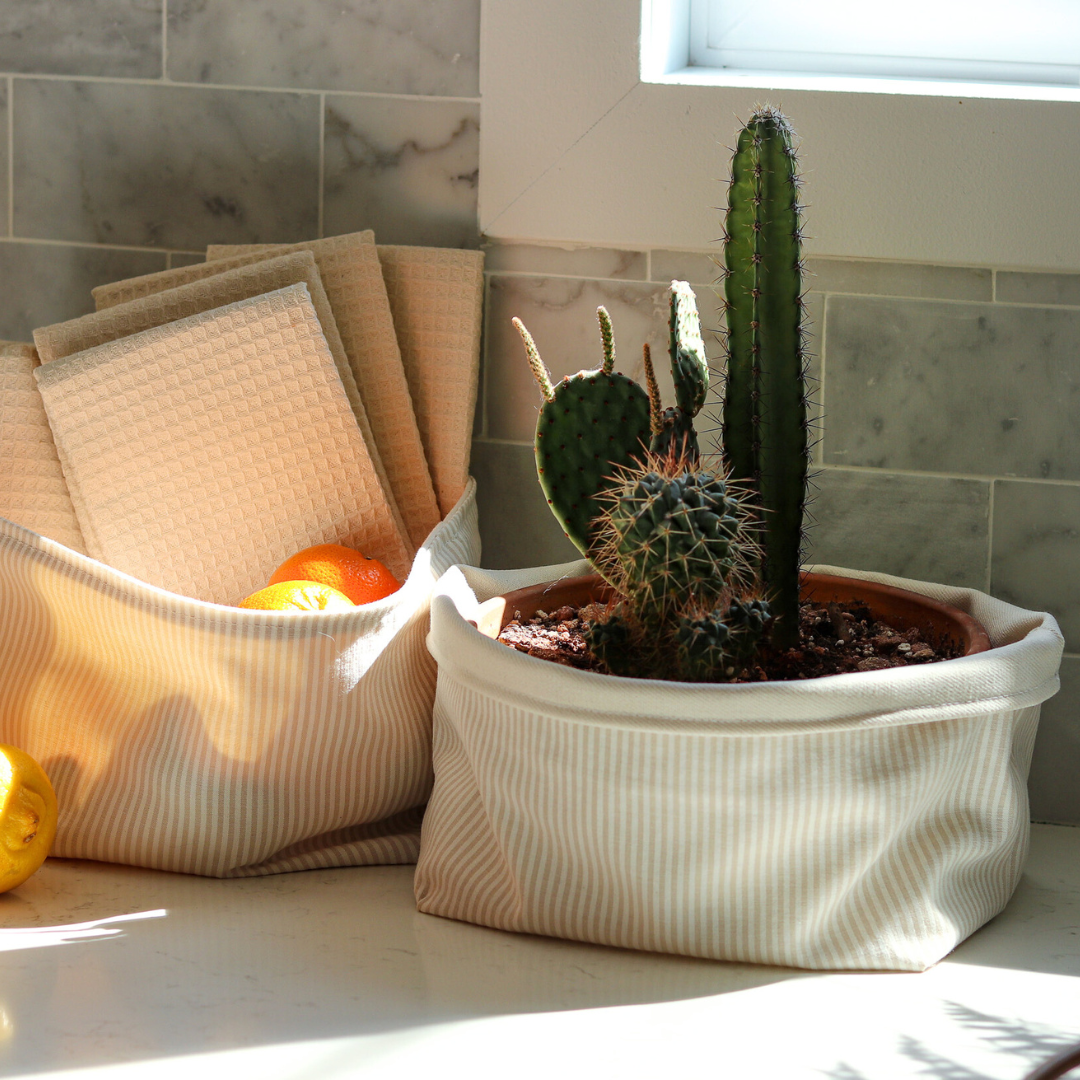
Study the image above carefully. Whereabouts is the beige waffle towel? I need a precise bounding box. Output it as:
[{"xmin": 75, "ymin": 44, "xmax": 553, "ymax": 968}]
[
  {"xmin": 0, "ymin": 342, "xmax": 86, "ymax": 553},
  {"xmin": 377, "ymin": 246, "xmax": 484, "ymax": 517},
  {"xmin": 95, "ymin": 232, "xmax": 440, "ymax": 550},
  {"xmin": 36, "ymin": 284, "xmax": 411, "ymax": 604},
  {"xmin": 208, "ymin": 244, "xmax": 485, "ymax": 519},
  {"xmin": 35, "ymin": 252, "xmax": 410, "ymax": 561}
]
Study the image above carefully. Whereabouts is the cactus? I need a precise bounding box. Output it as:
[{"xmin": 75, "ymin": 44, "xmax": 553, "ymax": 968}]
[
  {"xmin": 586, "ymin": 448, "xmax": 768, "ymax": 681},
  {"xmin": 650, "ymin": 282, "xmax": 709, "ymax": 462},
  {"xmin": 720, "ymin": 105, "xmax": 813, "ymax": 650},
  {"xmin": 514, "ymin": 309, "xmax": 651, "ymax": 558},
  {"xmin": 593, "ymin": 460, "xmax": 747, "ymax": 617},
  {"xmin": 516, "ymin": 282, "xmax": 771, "ymax": 682}
]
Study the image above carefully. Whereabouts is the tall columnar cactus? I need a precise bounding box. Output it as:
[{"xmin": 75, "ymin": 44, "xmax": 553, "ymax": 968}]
[{"xmin": 720, "ymin": 105, "xmax": 812, "ymax": 649}]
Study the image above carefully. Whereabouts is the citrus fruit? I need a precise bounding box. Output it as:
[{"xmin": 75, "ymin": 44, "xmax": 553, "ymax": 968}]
[
  {"xmin": 268, "ymin": 543, "xmax": 400, "ymax": 606},
  {"xmin": 0, "ymin": 744, "xmax": 58, "ymax": 894},
  {"xmin": 237, "ymin": 580, "xmax": 357, "ymax": 612}
]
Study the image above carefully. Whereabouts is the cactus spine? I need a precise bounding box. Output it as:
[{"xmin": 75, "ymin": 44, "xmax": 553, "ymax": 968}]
[{"xmin": 721, "ymin": 105, "xmax": 812, "ymax": 650}]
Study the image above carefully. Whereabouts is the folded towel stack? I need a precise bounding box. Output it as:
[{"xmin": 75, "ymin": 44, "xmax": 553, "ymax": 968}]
[{"xmin": 0, "ymin": 231, "xmax": 484, "ymax": 605}]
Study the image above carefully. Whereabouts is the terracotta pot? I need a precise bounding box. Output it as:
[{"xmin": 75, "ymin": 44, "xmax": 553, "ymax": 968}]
[{"xmin": 477, "ymin": 570, "xmax": 991, "ymax": 660}]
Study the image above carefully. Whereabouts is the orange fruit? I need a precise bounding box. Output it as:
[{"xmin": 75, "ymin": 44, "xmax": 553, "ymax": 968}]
[
  {"xmin": 0, "ymin": 744, "xmax": 58, "ymax": 894},
  {"xmin": 268, "ymin": 543, "xmax": 400, "ymax": 606},
  {"xmin": 237, "ymin": 580, "xmax": 357, "ymax": 612}
]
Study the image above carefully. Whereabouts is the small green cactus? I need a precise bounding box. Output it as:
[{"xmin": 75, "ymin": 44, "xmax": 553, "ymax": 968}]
[
  {"xmin": 650, "ymin": 282, "xmax": 708, "ymax": 462},
  {"xmin": 587, "ymin": 449, "xmax": 768, "ymax": 681},
  {"xmin": 720, "ymin": 104, "xmax": 813, "ymax": 650}
]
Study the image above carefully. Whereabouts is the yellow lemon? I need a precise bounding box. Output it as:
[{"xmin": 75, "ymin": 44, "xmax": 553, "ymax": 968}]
[
  {"xmin": 0, "ymin": 745, "xmax": 57, "ymax": 894},
  {"xmin": 236, "ymin": 580, "xmax": 357, "ymax": 612}
]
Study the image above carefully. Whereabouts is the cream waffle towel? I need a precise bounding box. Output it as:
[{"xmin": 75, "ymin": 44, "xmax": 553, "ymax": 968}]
[
  {"xmin": 36, "ymin": 284, "xmax": 411, "ymax": 605},
  {"xmin": 35, "ymin": 252, "xmax": 411, "ymax": 561},
  {"xmin": 377, "ymin": 246, "xmax": 483, "ymax": 517},
  {"xmin": 94, "ymin": 232, "xmax": 440, "ymax": 551},
  {"xmin": 0, "ymin": 342, "xmax": 86, "ymax": 553},
  {"xmin": 208, "ymin": 243, "xmax": 485, "ymax": 519}
]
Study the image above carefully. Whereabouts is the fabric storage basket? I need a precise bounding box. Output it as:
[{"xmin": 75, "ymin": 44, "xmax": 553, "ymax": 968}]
[
  {"xmin": 0, "ymin": 480, "xmax": 479, "ymax": 878},
  {"xmin": 416, "ymin": 558, "xmax": 1063, "ymax": 972}
]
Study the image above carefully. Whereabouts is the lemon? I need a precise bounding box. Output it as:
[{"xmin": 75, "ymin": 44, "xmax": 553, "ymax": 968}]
[{"xmin": 0, "ymin": 745, "xmax": 57, "ymax": 893}]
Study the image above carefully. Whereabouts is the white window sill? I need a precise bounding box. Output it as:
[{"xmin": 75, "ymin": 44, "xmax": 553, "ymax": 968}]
[{"xmin": 654, "ymin": 66, "xmax": 1080, "ymax": 103}]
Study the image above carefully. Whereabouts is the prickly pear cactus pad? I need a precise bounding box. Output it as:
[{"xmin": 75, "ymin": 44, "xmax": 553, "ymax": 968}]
[
  {"xmin": 537, "ymin": 373, "xmax": 652, "ymax": 556},
  {"xmin": 514, "ymin": 312, "xmax": 651, "ymax": 558}
]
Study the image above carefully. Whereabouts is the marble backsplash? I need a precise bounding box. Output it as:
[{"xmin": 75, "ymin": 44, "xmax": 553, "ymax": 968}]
[{"xmin": 0, "ymin": 2, "xmax": 1076, "ymax": 824}]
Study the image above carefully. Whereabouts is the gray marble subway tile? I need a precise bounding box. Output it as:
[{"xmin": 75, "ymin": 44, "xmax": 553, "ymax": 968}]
[
  {"xmin": 13, "ymin": 80, "xmax": 320, "ymax": 250},
  {"xmin": 822, "ymin": 296, "xmax": 1080, "ymax": 480},
  {"xmin": 991, "ymin": 480, "xmax": 1080, "ymax": 651},
  {"xmin": 323, "ymin": 96, "xmax": 478, "ymax": 248},
  {"xmin": 470, "ymin": 440, "xmax": 580, "ymax": 570},
  {"xmin": 167, "ymin": 0, "xmax": 479, "ymax": 97},
  {"xmin": 0, "ymin": 1, "xmax": 162, "ymax": 78},
  {"xmin": 804, "ymin": 468, "xmax": 990, "ymax": 590},
  {"xmin": 484, "ymin": 243, "xmax": 647, "ymax": 281},
  {"xmin": 651, "ymin": 249, "xmax": 720, "ymax": 287},
  {"xmin": 0, "ymin": 242, "xmax": 166, "ymax": 341},
  {"xmin": 997, "ymin": 271, "xmax": 1080, "ymax": 308},
  {"xmin": 485, "ymin": 276, "xmax": 727, "ymax": 445},
  {"xmin": 807, "ymin": 259, "xmax": 992, "ymax": 302},
  {"xmin": 1029, "ymin": 655, "xmax": 1080, "ymax": 825}
]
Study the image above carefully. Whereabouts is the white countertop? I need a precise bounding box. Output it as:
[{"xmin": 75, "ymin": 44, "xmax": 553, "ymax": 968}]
[{"xmin": 1, "ymin": 824, "xmax": 1079, "ymax": 1080}]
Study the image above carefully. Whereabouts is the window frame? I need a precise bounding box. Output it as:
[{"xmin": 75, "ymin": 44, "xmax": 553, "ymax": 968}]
[{"xmin": 479, "ymin": 0, "xmax": 1080, "ymax": 271}]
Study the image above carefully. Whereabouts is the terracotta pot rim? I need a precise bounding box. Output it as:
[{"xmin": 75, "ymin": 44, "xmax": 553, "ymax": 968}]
[{"xmin": 479, "ymin": 569, "xmax": 992, "ymax": 667}]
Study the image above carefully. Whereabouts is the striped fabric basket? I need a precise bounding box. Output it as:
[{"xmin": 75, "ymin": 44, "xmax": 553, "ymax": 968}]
[
  {"xmin": 416, "ymin": 558, "xmax": 1063, "ymax": 972},
  {"xmin": 0, "ymin": 480, "xmax": 479, "ymax": 877}
]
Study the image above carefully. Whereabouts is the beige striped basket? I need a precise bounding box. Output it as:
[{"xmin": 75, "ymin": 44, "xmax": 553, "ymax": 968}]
[
  {"xmin": 0, "ymin": 481, "xmax": 479, "ymax": 877},
  {"xmin": 416, "ymin": 559, "xmax": 1063, "ymax": 972}
]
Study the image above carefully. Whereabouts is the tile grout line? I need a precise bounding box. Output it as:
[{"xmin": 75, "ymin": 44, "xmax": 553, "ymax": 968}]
[
  {"xmin": 991, "ymin": 267, "xmax": 998, "ymax": 303},
  {"xmin": 6, "ymin": 75, "xmax": 12, "ymax": 239},
  {"xmin": 985, "ymin": 478, "xmax": 995, "ymax": 594},
  {"xmin": 0, "ymin": 69, "xmax": 480, "ymax": 105},
  {"xmin": 479, "ymin": 274, "xmax": 492, "ymax": 438},
  {"xmin": 317, "ymin": 92, "xmax": 325, "ymax": 239},
  {"xmin": 161, "ymin": 0, "xmax": 169, "ymax": 81}
]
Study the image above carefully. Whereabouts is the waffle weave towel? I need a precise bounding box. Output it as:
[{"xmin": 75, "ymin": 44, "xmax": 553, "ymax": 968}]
[
  {"xmin": 94, "ymin": 232, "xmax": 440, "ymax": 550},
  {"xmin": 36, "ymin": 283, "xmax": 411, "ymax": 604},
  {"xmin": 36, "ymin": 251, "xmax": 410, "ymax": 562},
  {"xmin": 208, "ymin": 243, "xmax": 485, "ymax": 519},
  {"xmin": 0, "ymin": 341, "xmax": 86, "ymax": 553}
]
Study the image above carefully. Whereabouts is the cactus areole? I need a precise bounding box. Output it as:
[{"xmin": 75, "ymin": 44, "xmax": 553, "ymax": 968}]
[{"xmin": 721, "ymin": 105, "xmax": 812, "ymax": 650}]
